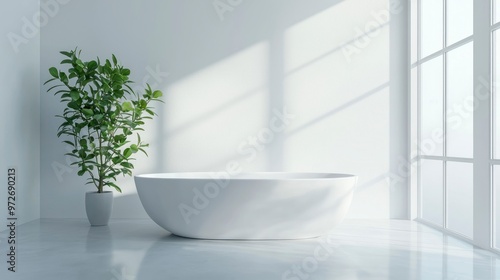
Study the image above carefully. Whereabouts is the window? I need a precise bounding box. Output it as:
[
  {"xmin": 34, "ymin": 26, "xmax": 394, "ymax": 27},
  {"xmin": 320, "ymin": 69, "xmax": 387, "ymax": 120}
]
[
  {"xmin": 408, "ymin": 0, "xmax": 500, "ymax": 249},
  {"xmin": 493, "ymin": 13, "xmax": 500, "ymax": 249},
  {"xmin": 413, "ymin": 0, "xmax": 474, "ymax": 239}
]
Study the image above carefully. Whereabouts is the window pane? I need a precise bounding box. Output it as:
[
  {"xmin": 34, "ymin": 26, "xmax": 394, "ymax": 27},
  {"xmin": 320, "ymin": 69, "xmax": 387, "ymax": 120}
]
[
  {"xmin": 421, "ymin": 56, "xmax": 444, "ymax": 156},
  {"xmin": 446, "ymin": 0, "xmax": 473, "ymax": 46},
  {"xmin": 420, "ymin": 159, "xmax": 444, "ymax": 226},
  {"xmin": 495, "ymin": 0, "xmax": 500, "ymax": 25},
  {"xmin": 446, "ymin": 162, "xmax": 473, "ymax": 238},
  {"xmin": 494, "ymin": 31, "xmax": 500, "ymax": 159},
  {"xmin": 494, "ymin": 166, "xmax": 500, "ymax": 248},
  {"xmin": 411, "ymin": 0, "xmax": 418, "ymax": 64},
  {"xmin": 421, "ymin": 0, "xmax": 443, "ymax": 57},
  {"xmin": 446, "ymin": 42, "xmax": 473, "ymax": 158},
  {"xmin": 411, "ymin": 66, "xmax": 418, "ymax": 161}
]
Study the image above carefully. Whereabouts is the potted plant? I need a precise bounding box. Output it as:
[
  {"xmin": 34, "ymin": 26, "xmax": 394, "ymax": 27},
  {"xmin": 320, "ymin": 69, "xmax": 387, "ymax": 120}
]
[{"xmin": 45, "ymin": 48, "xmax": 163, "ymax": 226}]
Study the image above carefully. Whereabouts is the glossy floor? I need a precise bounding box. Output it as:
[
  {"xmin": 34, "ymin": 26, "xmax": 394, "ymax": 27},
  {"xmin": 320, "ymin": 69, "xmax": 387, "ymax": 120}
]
[{"xmin": 1, "ymin": 219, "xmax": 499, "ymax": 279}]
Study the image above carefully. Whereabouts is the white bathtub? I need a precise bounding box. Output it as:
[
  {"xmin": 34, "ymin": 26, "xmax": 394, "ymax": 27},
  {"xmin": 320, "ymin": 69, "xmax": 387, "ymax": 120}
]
[{"xmin": 134, "ymin": 172, "xmax": 357, "ymax": 240}]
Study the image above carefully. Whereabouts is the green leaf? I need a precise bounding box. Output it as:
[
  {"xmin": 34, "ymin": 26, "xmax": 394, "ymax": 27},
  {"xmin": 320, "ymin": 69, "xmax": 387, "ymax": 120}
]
[
  {"xmin": 87, "ymin": 60, "xmax": 98, "ymax": 70},
  {"xmin": 76, "ymin": 59, "xmax": 84, "ymax": 67},
  {"xmin": 82, "ymin": 109, "xmax": 94, "ymax": 117},
  {"xmin": 49, "ymin": 67, "xmax": 59, "ymax": 78},
  {"xmin": 112, "ymin": 54, "xmax": 117, "ymax": 65},
  {"xmin": 114, "ymin": 134, "xmax": 125, "ymax": 143},
  {"xmin": 68, "ymin": 101, "xmax": 79, "ymax": 110},
  {"xmin": 112, "ymin": 157, "xmax": 123, "ymax": 164},
  {"xmin": 77, "ymin": 169, "xmax": 86, "ymax": 176},
  {"xmin": 79, "ymin": 139, "xmax": 87, "ymax": 147},
  {"xmin": 113, "ymin": 90, "xmax": 124, "ymax": 98},
  {"xmin": 153, "ymin": 90, "xmax": 163, "ymax": 98},
  {"xmin": 108, "ymin": 182, "xmax": 122, "ymax": 193},
  {"xmin": 120, "ymin": 162, "xmax": 133, "ymax": 168},
  {"xmin": 111, "ymin": 74, "xmax": 122, "ymax": 83},
  {"xmin": 138, "ymin": 148, "xmax": 149, "ymax": 156},
  {"xmin": 121, "ymin": 168, "xmax": 131, "ymax": 176},
  {"xmin": 59, "ymin": 90, "xmax": 70, "ymax": 97},
  {"xmin": 59, "ymin": 72, "xmax": 69, "ymax": 84},
  {"xmin": 145, "ymin": 109, "xmax": 155, "ymax": 116},
  {"xmin": 62, "ymin": 140, "xmax": 75, "ymax": 147},
  {"xmin": 139, "ymin": 99, "xmax": 147, "ymax": 109},
  {"xmin": 94, "ymin": 114, "xmax": 104, "ymax": 121},
  {"xmin": 47, "ymin": 84, "xmax": 63, "ymax": 93},
  {"xmin": 64, "ymin": 153, "xmax": 79, "ymax": 159},
  {"xmin": 121, "ymin": 68, "xmax": 130, "ymax": 76},
  {"xmin": 43, "ymin": 78, "xmax": 57, "ymax": 85},
  {"xmin": 122, "ymin": 101, "xmax": 133, "ymax": 112},
  {"xmin": 123, "ymin": 148, "xmax": 132, "ymax": 159},
  {"xmin": 130, "ymin": 144, "xmax": 138, "ymax": 153},
  {"xmin": 60, "ymin": 51, "xmax": 73, "ymax": 57},
  {"xmin": 70, "ymin": 91, "xmax": 80, "ymax": 101},
  {"xmin": 78, "ymin": 149, "xmax": 87, "ymax": 158}
]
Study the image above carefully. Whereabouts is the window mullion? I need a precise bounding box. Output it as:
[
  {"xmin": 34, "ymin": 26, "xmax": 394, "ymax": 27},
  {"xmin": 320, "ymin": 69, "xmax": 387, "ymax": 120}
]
[{"xmin": 443, "ymin": 0, "xmax": 448, "ymax": 230}]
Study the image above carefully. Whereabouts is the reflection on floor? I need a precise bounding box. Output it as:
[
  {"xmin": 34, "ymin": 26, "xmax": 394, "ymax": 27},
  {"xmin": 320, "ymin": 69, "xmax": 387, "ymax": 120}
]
[{"xmin": 0, "ymin": 219, "xmax": 499, "ymax": 279}]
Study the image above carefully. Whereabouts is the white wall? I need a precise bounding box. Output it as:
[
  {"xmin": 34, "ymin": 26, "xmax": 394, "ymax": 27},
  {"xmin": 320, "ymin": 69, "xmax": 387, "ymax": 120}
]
[
  {"xmin": 40, "ymin": 0, "xmax": 408, "ymax": 219},
  {"xmin": 0, "ymin": 0, "xmax": 41, "ymax": 225}
]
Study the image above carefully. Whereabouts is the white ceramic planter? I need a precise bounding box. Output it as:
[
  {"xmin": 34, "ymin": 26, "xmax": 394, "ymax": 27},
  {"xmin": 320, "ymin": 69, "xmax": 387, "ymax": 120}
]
[{"xmin": 85, "ymin": 191, "xmax": 113, "ymax": 226}]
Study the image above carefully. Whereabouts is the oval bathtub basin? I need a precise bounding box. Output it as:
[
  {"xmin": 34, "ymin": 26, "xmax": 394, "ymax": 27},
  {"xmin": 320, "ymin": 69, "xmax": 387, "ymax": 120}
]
[{"xmin": 134, "ymin": 172, "xmax": 357, "ymax": 240}]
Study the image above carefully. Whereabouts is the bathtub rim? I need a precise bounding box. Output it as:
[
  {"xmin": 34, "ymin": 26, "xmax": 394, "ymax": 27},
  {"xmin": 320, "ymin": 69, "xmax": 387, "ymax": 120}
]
[{"xmin": 134, "ymin": 172, "xmax": 357, "ymax": 181}]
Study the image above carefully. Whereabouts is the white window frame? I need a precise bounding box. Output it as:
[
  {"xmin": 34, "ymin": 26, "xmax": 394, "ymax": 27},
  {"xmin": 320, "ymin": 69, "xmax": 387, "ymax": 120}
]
[{"xmin": 410, "ymin": 0, "xmax": 495, "ymax": 252}]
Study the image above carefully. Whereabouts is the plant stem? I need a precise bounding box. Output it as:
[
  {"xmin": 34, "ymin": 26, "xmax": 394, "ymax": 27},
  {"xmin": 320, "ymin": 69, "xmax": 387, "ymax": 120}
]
[{"xmin": 98, "ymin": 131, "xmax": 104, "ymax": 193}]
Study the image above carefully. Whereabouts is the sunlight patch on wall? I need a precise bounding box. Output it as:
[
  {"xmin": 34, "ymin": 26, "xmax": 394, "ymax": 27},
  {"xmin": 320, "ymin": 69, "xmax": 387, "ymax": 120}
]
[
  {"xmin": 284, "ymin": 0, "xmax": 389, "ymax": 73},
  {"xmin": 164, "ymin": 42, "xmax": 270, "ymax": 171},
  {"xmin": 282, "ymin": 0, "xmax": 391, "ymax": 218}
]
